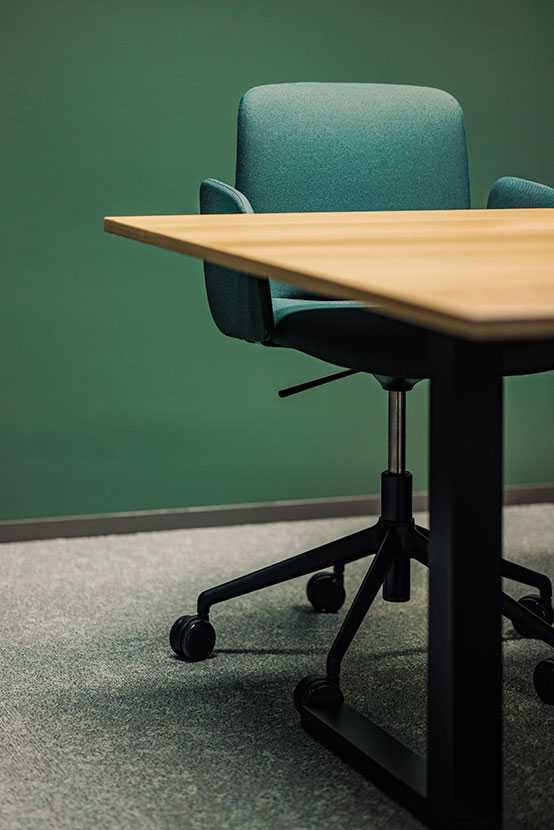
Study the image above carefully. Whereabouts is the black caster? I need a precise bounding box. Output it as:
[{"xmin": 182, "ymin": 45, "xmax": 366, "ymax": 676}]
[
  {"xmin": 293, "ymin": 674, "xmax": 344, "ymax": 712},
  {"xmin": 533, "ymin": 658, "xmax": 554, "ymax": 704},
  {"xmin": 512, "ymin": 594, "xmax": 554, "ymax": 638},
  {"xmin": 169, "ymin": 614, "xmax": 216, "ymax": 661},
  {"xmin": 306, "ymin": 572, "xmax": 346, "ymax": 613}
]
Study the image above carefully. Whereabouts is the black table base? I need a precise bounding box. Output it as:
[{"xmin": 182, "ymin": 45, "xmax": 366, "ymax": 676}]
[{"xmin": 296, "ymin": 337, "xmax": 507, "ymax": 829}]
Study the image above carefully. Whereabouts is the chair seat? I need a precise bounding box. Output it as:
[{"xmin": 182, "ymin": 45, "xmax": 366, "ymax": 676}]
[{"xmin": 269, "ymin": 298, "xmax": 554, "ymax": 385}]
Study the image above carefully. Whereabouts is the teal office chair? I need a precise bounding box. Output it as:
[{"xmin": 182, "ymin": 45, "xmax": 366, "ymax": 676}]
[
  {"xmin": 487, "ymin": 176, "xmax": 554, "ymax": 210},
  {"xmin": 170, "ymin": 84, "xmax": 554, "ymax": 703}
]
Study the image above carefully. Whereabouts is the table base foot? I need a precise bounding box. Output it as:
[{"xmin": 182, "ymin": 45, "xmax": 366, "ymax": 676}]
[{"xmin": 299, "ymin": 701, "xmax": 429, "ymax": 824}]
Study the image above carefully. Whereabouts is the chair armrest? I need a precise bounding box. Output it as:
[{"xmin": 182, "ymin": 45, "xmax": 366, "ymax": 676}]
[
  {"xmin": 199, "ymin": 179, "xmax": 274, "ymax": 343},
  {"xmin": 487, "ymin": 176, "xmax": 554, "ymax": 209},
  {"xmin": 200, "ymin": 178, "xmax": 255, "ymax": 215}
]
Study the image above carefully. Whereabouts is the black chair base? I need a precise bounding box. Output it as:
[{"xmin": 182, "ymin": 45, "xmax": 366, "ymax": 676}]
[
  {"xmin": 169, "ymin": 469, "xmax": 554, "ymax": 701},
  {"xmin": 291, "ymin": 499, "xmax": 554, "ymax": 828}
]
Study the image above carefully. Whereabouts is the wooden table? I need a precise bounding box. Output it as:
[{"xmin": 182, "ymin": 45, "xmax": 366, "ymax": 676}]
[
  {"xmin": 104, "ymin": 208, "xmax": 554, "ymax": 340},
  {"xmin": 105, "ymin": 208, "xmax": 554, "ymax": 829}
]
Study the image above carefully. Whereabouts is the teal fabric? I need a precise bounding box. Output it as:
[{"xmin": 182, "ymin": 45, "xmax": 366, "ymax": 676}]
[
  {"xmin": 236, "ymin": 82, "xmax": 470, "ymax": 300},
  {"xmin": 271, "ymin": 298, "xmax": 423, "ymax": 389},
  {"xmin": 269, "ymin": 294, "xmax": 554, "ymax": 388},
  {"xmin": 202, "ymin": 83, "xmax": 471, "ymax": 389},
  {"xmin": 487, "ymin": 176, "xmax": 554, "ymax": 209},
  {"xmin": 199, "ymin": 178, "xmax": 273, "ymax": 342}
]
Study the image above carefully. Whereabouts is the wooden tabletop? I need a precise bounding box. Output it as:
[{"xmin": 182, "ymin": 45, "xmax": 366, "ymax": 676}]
[{"xmin": 104, "ymin": 208, "xmax": 554, "ymax": 341}]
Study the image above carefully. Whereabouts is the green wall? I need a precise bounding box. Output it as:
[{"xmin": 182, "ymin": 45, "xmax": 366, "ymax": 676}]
[{"xmin": 2, "ymin": 0, "xmax": 553, "ymax": 520}]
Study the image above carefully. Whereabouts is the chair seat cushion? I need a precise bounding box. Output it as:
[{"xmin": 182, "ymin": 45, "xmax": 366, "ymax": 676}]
[
  {"xmin": 268, "ymin": 298, "xmax": 554, "ymax": 383},
  {"xmin": 269, "ymin": 298, "xmax": 430, "ymax": 384}
]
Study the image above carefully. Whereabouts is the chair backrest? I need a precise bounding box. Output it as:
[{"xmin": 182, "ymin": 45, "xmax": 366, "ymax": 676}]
[
  {"xmin": 487, "ymin": 176, "xmax": 554, "ymax": 209},
  {"xmin": 202, "ymin": 82, "xmax": 470, "ymax": 339}
]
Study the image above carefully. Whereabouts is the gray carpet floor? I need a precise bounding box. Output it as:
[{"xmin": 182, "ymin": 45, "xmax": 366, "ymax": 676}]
[{"xmin": 1, "ymin": 504, "xmax": 554, "ymax": 830}]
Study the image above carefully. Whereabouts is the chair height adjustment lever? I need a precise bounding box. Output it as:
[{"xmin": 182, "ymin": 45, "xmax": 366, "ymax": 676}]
[{"xmin": 278, "ymin": 369, "xmax": 359, "ymax": 398}]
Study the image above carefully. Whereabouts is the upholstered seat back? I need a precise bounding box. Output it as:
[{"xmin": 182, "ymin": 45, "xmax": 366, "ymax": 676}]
[
  {"xmin": 235, "ymin": 83, "xmax": 470, "ymax": 300},
  {"xmin": 201, "ymin": 83, "xmax": 471, "ymax": 340}
]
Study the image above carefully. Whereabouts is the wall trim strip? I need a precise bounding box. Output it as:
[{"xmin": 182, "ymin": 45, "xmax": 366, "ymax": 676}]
[{"xmin": 1, "ymin": 483, "xmax": 553, "ymax": 544}]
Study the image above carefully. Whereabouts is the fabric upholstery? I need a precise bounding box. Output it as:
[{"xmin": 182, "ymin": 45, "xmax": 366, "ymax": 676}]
[
  {"xmin": 270, "ymin": 298, "xmax": 423, "ymax": 390},
  {"xmin": 236, "ymin": 82, "xmax": 470, "ymax": 300},
  {"xmin": 199, "ymin": 178, "xmax": 273, "ymax": 342},
  {"xmin": 200, "ymin": 86, "xmax": 554, "ymax": 389},
  {"xmin": 201, "ymin": 82, "xmax": 472, "ymax": 388},
  {"xmin": 270, "ymin": 296, "xmax": 554, "ymax": 383},
  {"xmin": 487, "ymin": 177, "xmax": 554, "ymax": 210}
]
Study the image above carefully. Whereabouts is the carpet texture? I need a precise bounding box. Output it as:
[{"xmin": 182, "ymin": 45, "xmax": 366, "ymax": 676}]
[{"xmin": 1, "ymin": 505, "xmax": 554, "ymax": 829}]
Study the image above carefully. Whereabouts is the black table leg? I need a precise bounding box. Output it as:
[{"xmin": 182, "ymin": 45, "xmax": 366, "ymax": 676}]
[
  {"xmin": 295, "ymin": 336, "xmax": 504, "ymax": 829},
  {"xmin": 428, "ymin": 337, "xmax": 503, "ymax": 828}
]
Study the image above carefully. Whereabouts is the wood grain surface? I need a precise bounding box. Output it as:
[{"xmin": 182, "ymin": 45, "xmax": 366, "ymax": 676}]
[{"xmin": 104, "ymin": 208, "xmax": 554, "ymax": 340}]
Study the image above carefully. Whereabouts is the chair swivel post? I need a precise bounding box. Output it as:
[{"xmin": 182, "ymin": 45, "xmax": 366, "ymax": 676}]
[
  {"xmin": 382, "ymin": 391, "xmax": 412, "ymax": 602},
  {"xmin": 388, "ymin": 390, "xmax": 406, "ymax": 475}
]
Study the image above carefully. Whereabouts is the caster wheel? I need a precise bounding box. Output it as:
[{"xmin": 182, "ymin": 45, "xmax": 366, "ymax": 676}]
[
  {"xmin": 307, "ymin": 572, "xmax": 346, "ymax": 613},
  {"xmin": 169, "ymin": 614, "xmax": 216, "ymax": 661},
  {"xmin": 512, "ymin": 594, "xmax": 554, "ymax": 638},
  {"xmin": 533, "ymin": 658, "xmax": 554, "ymax": 704},
  {"xmin": 293, "ymin": 674, "xmax": 344, "ymax": 712}
]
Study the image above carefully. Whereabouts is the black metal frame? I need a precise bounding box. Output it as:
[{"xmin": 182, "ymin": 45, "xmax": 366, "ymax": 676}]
[
  {"xmin": 174, "ymin": 338, "xmax": 554, "ymax": 829},
  {"xmin": 295, "ymin": 338, "xmax": 554, "ymax": 829}
]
